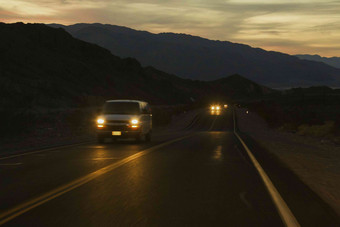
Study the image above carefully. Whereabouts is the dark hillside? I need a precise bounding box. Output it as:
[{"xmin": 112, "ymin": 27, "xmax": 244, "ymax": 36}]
[
  {"xmin": 210, "ymin": 74, "xmax": 275, "ymax": 99},
  {"xmin": 50, "ymin": 23, "xmax": 340, "ymax": 88},
  {"xmin": 0, "ymin": 22, "xmax": 193, "ymax": 109}
]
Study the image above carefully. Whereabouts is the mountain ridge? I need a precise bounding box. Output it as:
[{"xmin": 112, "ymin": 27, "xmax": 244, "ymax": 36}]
[
  {"xmin": 295, "ymin": 54, "xmax": 340, "ymax": 69},
  {"xmin": 49, "ymin": 23, "xmax": 340, "ymax": 88}
]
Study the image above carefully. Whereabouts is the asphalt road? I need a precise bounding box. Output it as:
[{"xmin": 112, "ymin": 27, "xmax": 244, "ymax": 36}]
[{"xmin": 0, "ymin": 108, "xmax": 339, "ymax": 226}]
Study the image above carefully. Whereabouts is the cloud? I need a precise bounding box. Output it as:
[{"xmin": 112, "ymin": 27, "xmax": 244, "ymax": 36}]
[
  {"xmin": 0, "ymin": 8, "xmax": 21, "ymax": 19},
  {"xmin": 0, "ymin": 0, "xmax": 339, "ymax": 56}
]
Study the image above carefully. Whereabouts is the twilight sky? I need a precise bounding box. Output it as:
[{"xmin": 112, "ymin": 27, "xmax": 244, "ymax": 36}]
[{"xmin": 1, "ymin": 0, "xmax": 339, "ymax": 57}]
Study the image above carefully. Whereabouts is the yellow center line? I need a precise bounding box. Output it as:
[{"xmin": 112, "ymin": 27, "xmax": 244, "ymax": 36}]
[{"xmin": 0, "ymin": 134, "xmax": 195, "ymax": 225}]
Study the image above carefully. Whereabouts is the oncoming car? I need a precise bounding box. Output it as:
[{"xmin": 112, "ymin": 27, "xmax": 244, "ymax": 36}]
[
  {"xmin": 209, "ymin": 104, "xmax": 222, "ymax": 115},
  {"xmin": 210, "ymin": 105, "xmax": 221, "ymax": 111},
  {"xmin": 96, "ymin": 100, "xmax": 152, "ymax": 143}
]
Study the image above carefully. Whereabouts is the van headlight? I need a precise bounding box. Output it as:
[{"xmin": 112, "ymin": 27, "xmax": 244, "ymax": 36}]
[
  {"xmin": 97, "ymin": 118, "xmax": 105, "ymax": 124},
  {"xmin": 131, "ymin": 119, "xmax": 139, "ymax": 124},
  {"xmin": 130, "ymin": 119, "xmax": 139, "ymax": 128}
]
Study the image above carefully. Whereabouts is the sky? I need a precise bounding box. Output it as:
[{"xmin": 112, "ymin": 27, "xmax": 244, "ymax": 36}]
[{"xmin": 1, "ymin": 0, "xmax": 339, "ymax": 57}]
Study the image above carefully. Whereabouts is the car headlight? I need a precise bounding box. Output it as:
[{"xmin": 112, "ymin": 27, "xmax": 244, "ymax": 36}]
[
  {"xmin": 216, "ymin": 106, "xmax": 220, "ymax": 110},
  {"xmin": 211, "ymin": 106, "xmax": 215, "ymax": 110},
  {"xmin": 131, "ymin": 119, "xmax": 139, "ymax": 124},
  {"xmin": 97, "ymin": 118, "xmax": 105, "ymax": 124}
]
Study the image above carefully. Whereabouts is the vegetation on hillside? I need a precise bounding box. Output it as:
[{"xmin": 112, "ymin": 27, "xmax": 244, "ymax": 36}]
[{"xmin": 245, "ymin": 87, "xmax": 340, "ymax": 142}]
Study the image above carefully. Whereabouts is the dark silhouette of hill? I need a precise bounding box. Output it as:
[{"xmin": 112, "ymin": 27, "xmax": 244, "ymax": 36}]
[
  {"xmin": 0, "ymin": 22, "xmax": 273, "ymax": 112},
  {"xmin": 0, "ymin": 22, "xmax": 188, "ymax": 109},
  {"xmin": 295, "ymin": 55, "xmax": 340, "ymax": 69},
  {"xmin": 49, "ymin": 23, "xmax": 340, "ymax": 88}
]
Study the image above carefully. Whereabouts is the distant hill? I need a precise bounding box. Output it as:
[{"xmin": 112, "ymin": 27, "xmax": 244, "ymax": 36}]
[
  {"xmin": 49, "ymin": 23, "xmax": 340, "ymax": 88},
  {"xmin": 0, "ymin": 22, "xmax": 273, "ymax": 111},
  {"xmin": 295, "ymin": 55, "xmax": 340, "ymax": 69}
]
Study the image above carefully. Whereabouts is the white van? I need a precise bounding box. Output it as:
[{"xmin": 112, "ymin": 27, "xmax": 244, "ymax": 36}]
[{"xmin": 96, "ymin": 100, "xmax": 152, "ymax": 143}]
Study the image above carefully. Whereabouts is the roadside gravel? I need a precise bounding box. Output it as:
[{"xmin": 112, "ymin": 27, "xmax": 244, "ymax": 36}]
[{"xmin": 236, "ymin": 107, "xmax": 340, "ymax": 216}]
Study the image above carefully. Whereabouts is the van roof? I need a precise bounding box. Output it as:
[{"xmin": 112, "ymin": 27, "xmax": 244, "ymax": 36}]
[{"xmin": 105, "ymin": 99, "xmax": 147, "ymax": 103}]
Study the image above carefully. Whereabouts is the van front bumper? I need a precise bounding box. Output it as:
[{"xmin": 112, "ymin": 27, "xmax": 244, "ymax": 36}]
[
  {"xmin": 96, "ymin": 124, "xmax": 141, "ymax": 138},
  {"xmin": 97, "ymin": 130, "xmax": 141, "ymax": 138}
]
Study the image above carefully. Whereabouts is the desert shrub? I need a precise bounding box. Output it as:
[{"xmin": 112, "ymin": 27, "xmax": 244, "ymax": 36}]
[
  {"xmin": 333, "ymin": 114, "xmax": 340, "ymax": 135},
  {"xmin": 297, "ymin": 121, "xmax": 335, "ymax": 137},
  {"xmin": 278, "ymin": 123, "xmax": 298, "ymax": 132},
  {"xmin": 248, "ymin": 101, "xmax": 285, "ymax": 127}
]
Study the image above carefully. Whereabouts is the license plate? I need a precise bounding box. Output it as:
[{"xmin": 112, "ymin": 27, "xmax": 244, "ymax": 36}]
[{"xmin": 112, "ymin": 131, "xmax": 121, "ymax": 136}]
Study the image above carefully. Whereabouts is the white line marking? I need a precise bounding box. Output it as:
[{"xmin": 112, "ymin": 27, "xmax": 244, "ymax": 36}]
[
  {"xmin": 233, "ymin": 108, "xmax": 300, "ymax": 227},
  {"xmin": 0, "ymin": 163, "xmax": 22, "ymax": 166},
  {"xmin": 0, "ymin": 142, "xmax": 93, "ymax": 161},
  {"xmin": 239, "ymin": 192, "xmax": 252, "ymax": 209},
  {"xmin": 0, "ymin": 134, "xmax": 195, "ymax": 225},
  {"xmin": 92, "ymin": 157, "xmax": 120, "ymax": 161},
  {"xmin": 185, "ymin": 113, "xmax": 199, "ymax": 129},
  {"xmin": 189, "ymin": 114, "xmax": 200, "ymax": 129},
  {"xmin": 208, "ymin": 115, "xmax": 218, "ymax": 131}
]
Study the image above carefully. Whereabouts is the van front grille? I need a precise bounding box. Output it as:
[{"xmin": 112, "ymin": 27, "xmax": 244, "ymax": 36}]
[
  {"xmin": 104, "ymin": 125, "xmax": 130, "ymax": 131},
  {"xmin": 106, "ymin": 120, "xmax": 130, "ymax": 124}
]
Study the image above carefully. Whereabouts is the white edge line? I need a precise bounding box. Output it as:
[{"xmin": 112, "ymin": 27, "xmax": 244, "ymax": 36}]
[
  {"xmin": 0, "ymin": 163, "xmax": 22, "ymax": 166},
  {"xmin": 208, "ymin": 115, "xmax": 218, "ymax": 131},
  {"xmin": 0, "ymin": 141, "xmax": 93, "ymax": 161},
  {"xmin": 233, "ymin": 107, "xmax": 300, "ymax": 227}
]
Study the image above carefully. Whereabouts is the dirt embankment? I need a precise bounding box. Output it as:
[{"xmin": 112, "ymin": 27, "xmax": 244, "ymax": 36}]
[{"xmin": 236, "ymin": 108, "xmax": 340, "ymax": 216}]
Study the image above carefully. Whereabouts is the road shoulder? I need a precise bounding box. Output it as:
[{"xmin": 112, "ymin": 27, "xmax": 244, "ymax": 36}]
[{"xmin": 235, "ymin": 107, "xmax": 340, "ymax": 217}]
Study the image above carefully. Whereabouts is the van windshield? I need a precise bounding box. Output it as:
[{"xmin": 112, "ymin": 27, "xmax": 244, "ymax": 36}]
[{"xmin": 103, "ymin": 102, "xmax": 140, "ymax": 115}]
